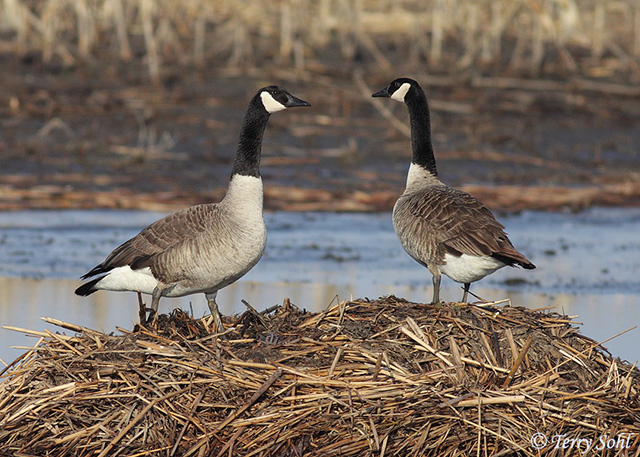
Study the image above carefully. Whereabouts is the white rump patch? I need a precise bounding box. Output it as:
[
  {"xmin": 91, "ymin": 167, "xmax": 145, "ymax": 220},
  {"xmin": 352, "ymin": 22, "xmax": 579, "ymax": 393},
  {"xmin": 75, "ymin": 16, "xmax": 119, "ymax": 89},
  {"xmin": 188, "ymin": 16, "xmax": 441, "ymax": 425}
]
[
  {"xmin": 440, "ymin": 253, "xmax": 505, "ymax": 284},
  {"xmin": 391, "ymin": 82, "xmax": 411, "ymax": 102},
  {"xmin": 260, "ymin": 92, "xmax": 287, "ymax": 113},
  {"xmin": 95, "ymin": 266, "xmax": 158, "ymax": 295}
]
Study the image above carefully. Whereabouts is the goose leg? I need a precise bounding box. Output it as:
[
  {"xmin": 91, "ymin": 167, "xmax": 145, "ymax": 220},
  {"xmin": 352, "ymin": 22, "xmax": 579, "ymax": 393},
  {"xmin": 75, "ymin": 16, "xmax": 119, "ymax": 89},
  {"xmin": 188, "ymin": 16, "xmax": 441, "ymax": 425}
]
[
  {"xmin": 432, "ymin": 274, "xmax": 441, "ymax": 304},
  {"xmin": 137, "ymin": 291, "xmax": 146, "ymax": 325},
  {"xmin": 206, "ymin": 292, "xmax": 225, "ymax": 333},
  {"xmin": 149, "ymin": 287, "xmax": 162, "ymax": 327},
  {"xmin": 461, "ymin": 283, "xmax": 470, "ymax": 303}
]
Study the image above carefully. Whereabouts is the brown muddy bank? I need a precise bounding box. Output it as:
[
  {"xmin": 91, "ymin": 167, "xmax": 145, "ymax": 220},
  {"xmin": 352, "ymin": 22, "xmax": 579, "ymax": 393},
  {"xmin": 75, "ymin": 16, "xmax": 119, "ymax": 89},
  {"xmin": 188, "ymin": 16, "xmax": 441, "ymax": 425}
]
[{"xmin": 1, "ymin": 57, "xmax": 640, "ymax": 212}]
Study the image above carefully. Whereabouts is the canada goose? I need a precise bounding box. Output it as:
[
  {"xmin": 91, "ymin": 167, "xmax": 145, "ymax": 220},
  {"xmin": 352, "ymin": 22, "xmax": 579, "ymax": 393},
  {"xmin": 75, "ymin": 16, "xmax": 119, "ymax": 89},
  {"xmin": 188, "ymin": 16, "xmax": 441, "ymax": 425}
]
[
  {"xmin": 372, "ymin": 78, "xmax": 535, "ymax": 303},
  {"xmin": 75, "ymin": 86, "xmax": 310, "ymax": 331}
]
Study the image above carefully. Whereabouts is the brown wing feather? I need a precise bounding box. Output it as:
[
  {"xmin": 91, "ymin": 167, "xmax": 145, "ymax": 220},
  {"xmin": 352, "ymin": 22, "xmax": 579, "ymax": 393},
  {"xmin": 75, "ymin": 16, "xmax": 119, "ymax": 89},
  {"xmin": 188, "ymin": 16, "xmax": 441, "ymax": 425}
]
[
  {"xmin": 83, "ymin": 204, "xmax": 218, "ymax": 278},
  {"xmin": 407, "ymin": 186, "xmax": 534, "ymax": 267}
]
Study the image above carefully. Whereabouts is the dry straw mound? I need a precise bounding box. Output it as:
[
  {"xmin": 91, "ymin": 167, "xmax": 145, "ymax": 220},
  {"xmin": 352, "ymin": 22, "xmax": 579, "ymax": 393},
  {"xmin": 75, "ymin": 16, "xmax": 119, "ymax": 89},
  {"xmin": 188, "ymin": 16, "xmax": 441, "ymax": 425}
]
[{"xmin": 1, "ymin": 297, "xmax": 639, "ymax": 456}]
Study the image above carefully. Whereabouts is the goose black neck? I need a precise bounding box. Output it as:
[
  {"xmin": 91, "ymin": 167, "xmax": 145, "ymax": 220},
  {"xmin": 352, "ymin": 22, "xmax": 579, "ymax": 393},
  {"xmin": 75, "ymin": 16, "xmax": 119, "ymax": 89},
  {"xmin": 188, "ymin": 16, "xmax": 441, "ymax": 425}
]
[
  {"xmin": 406, "ymin": 89, "xmax": 438, "ymax": 177},
  {"xmin": 231, "ymin": 100, "xmax": 270, "ymax": 178}
]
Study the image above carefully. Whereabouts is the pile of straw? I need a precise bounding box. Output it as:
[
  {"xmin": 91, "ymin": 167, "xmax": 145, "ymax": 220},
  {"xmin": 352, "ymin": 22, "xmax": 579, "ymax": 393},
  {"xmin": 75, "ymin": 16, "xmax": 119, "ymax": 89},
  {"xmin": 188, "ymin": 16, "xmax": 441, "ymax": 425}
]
[{"xmin": 1, "ymin": 297, "xmax": 639, "ymax": 456}]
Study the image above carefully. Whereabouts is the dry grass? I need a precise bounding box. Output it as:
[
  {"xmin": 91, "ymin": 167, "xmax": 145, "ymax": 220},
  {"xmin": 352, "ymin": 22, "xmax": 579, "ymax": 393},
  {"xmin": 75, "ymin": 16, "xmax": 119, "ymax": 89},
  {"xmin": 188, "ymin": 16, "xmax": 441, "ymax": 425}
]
[
  {"xmin": 1, "ymin": 297, "xmax": 639, "ymax": 456},
  {"xmin": 1, "ymin": 0, "xmax": 640, "ymax": 82}
]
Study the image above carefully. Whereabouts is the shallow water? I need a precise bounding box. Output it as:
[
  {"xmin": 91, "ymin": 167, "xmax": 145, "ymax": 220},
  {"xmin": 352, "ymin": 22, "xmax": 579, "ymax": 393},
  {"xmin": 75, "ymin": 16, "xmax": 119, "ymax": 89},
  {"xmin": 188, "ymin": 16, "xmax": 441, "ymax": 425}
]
[{"xmin": 0, "ymin": 209, "xmax": 639, "ymax": 364}]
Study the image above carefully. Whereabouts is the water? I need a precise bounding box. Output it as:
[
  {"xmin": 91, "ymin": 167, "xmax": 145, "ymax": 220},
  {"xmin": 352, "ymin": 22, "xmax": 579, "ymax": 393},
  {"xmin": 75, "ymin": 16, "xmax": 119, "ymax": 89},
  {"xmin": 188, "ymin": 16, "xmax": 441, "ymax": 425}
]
[{"xmin": 0, "ymin": 209, "xmax": 639, "ymax": 365}]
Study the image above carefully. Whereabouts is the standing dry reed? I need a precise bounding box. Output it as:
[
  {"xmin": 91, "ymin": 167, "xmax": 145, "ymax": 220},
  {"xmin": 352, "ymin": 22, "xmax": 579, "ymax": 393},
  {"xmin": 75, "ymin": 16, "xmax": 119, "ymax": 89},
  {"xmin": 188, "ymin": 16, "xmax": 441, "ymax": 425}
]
[{"xmin": 1, "ymin": 0, "xmax": 639, "ymax": 81}]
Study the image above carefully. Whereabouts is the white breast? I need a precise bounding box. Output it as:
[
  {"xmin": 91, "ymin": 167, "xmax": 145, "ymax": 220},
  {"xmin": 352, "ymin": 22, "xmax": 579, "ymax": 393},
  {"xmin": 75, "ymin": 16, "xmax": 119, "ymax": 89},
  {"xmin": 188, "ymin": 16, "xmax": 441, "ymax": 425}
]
[
  {"xmin": 405, "ymin": 162, "xmax": 441, "ymax": 191},
  {"xmin": 222, "ymin": 174, "xmax": 264, "ymax": 220}
]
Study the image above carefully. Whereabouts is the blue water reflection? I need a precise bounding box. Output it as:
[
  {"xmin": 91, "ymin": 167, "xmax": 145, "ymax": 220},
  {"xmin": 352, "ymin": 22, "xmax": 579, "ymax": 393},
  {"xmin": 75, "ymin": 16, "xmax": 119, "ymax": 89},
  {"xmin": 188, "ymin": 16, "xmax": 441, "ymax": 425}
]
[{"xmin": 0, "ymin": 209, "xmax": 638, "ymax": 364}]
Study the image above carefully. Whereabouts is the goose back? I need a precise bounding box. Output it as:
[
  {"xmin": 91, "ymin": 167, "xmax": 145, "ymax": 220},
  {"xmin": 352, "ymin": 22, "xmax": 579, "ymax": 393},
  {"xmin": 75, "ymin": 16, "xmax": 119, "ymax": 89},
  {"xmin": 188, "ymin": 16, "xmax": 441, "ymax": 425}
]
[{"xmin": 393, "ymin": 184, "xmax": 533, "ymax": 274}]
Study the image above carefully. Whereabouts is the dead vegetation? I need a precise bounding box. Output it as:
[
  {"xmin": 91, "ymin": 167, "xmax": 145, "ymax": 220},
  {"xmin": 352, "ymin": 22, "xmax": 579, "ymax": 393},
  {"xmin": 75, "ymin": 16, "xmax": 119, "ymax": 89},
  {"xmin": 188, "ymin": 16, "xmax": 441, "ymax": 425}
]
[
  {"xmin": 2, "ymin": 179, "xmax": 640, "ymax": 213},
  {"xmin": 1, "ymin": 297, "xmax": 638, "ymax": 456},
  {"xmin": 2, "ymin": 2, "xmax": 640, "ymax": 213},
  {"xmin": 1, "ymin": 0, "xmax": 640, "ymax": 83}
]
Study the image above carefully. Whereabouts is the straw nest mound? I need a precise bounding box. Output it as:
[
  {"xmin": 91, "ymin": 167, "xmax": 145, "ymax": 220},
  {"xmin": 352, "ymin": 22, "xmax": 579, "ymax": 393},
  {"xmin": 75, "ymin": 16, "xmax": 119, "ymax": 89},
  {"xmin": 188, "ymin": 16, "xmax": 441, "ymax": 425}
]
[{"xmin": 1, "ymin": 297, "xmax": 639, "ymax": 456}]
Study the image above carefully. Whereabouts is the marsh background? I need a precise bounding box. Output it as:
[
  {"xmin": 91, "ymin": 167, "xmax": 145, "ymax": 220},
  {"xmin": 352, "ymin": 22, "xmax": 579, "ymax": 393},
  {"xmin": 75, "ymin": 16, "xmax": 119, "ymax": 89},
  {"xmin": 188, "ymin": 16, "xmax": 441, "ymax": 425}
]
[{"xmin": 1, "ymin": 0, "xmax": 639, "ymax": 362}]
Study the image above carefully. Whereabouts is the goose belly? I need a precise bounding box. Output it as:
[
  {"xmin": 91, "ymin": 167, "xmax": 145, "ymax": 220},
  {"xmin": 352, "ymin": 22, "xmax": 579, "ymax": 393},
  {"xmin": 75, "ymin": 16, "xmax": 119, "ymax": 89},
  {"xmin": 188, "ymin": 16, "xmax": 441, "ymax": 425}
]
[
  {"xmin": 166, "ymin": 251, "xmax": 265, "ymax": 297},
  {"xmin": 165, "ymin": 224, "xmax": 267, "ymax": 297},
  {"xmin": 439, "ymin": 253, "xmax": 505, "ymax": 284},
  {"xmin": 95, "ymin": 266, "xmax": 159, "ymax": 295}
]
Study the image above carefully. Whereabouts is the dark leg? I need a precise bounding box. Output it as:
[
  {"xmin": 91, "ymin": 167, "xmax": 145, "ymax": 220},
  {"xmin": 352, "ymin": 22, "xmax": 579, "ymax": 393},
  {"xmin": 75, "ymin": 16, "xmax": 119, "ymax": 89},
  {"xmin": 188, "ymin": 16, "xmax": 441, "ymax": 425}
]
[
  {"xmin": 137, "ymin": 291, "xmax": 146, "ymax": 325},
  {"xmin": 150, "ymin": 287, "xmax": 162, "ymax": 327},
  {"xmin": 206, "ymin": 292, "xmax": 225, "ymax": 333},
  {"xmin": 432, "ymin": 274, "xmax": 441, "ymax": 303},
  {"xmin": 461, "ymin": 283, "xmax": 470, "ymax": 303}
]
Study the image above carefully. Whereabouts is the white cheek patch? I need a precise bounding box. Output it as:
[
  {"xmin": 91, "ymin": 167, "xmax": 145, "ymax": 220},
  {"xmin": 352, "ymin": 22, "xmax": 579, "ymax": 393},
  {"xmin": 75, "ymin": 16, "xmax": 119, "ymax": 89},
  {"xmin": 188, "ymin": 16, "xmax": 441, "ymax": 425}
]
[
  {"xmin": 391, "ymin": 82, "xmax": 411, "ymax": 102},
  {"xmin": 260, "ymin": 92, "xmax": 287, "ymax": 113}
]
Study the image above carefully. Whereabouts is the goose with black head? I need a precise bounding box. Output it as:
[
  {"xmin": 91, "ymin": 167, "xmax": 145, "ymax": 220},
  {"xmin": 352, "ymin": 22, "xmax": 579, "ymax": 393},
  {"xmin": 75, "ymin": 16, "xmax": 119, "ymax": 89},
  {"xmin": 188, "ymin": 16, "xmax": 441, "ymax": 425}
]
[
  {"xmin": 76, "ymin": 86, "xmax": 310, "ymax": 331},
  {"xmin": 373, "ymin": 78, "xmax": 535, "ymax": 303}
]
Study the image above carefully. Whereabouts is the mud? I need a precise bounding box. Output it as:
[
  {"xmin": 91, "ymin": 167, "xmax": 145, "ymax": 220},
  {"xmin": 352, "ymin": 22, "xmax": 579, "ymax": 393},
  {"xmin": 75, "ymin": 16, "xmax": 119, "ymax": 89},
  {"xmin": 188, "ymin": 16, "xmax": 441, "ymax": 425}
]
[{"xmin": 1, "ymin": 55, "xmax": 640, "ymax": 211}]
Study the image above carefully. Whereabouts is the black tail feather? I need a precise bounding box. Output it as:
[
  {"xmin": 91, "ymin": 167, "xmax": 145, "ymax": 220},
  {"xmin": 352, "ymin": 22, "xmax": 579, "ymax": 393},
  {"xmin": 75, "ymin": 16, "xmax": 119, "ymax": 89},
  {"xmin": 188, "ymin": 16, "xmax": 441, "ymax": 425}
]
[
  {"xmin": 81, "ymin": 264, "xmax": 107, "ymax": 280},
  {"xmin": 492, "ymin": 253, "xmax": 536, "ymax": 270},
  {"xmin": 520, "ymin": 261, "xmax": 536, "ymax": 270},
  {"xmin": 75, "ymin": 276, "xmax": 105, "ymax": 296}
]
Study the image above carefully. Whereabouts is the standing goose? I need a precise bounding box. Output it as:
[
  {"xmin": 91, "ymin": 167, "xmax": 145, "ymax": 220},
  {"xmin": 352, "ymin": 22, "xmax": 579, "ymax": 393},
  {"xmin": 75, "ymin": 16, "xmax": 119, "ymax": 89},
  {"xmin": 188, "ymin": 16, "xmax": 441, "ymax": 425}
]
[
  {"xmin": 372, "ymin": 78, "xmax": 535, "ymax": 303},
  {"xmin": 75, "ymin": 86, "xmax": 310, "ymax": 331}
]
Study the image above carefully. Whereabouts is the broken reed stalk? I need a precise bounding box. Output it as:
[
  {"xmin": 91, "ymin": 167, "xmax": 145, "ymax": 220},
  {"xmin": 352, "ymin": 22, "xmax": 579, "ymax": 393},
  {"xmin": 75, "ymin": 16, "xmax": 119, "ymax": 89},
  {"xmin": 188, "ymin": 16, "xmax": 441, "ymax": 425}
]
[{"xmin": 0, "ymin": 297, "xmax": 638, "ymax": 456}]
